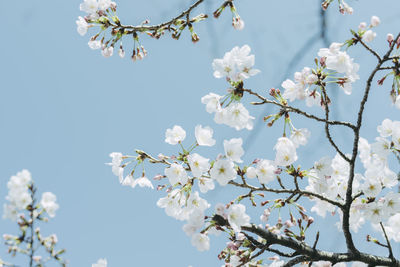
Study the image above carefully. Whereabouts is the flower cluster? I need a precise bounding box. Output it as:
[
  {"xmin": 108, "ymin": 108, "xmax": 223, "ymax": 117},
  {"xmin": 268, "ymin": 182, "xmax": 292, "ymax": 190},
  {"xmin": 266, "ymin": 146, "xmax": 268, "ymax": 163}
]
[
  {"xmin": 212, "ymin": 45, "xmax": 260, "ymax": 83},
  {"xmin": 356, "ymin": 15, "xmax": 380, "ymax": 43},
  {"xmin": 77, "ymin": 0, "xmax": 247, "ymax": 61},
  {"xmin": 106, "ymin": 31, "xmax": 400, "ymax": 266},
  {"xmin": 2, "ymin": 170, "xmax": 65, "ymax": 266},
  {"xmin": 280, "ymin": 41, "xmax": 360, "ymax": 105},
  {"xmin": 305, "ymin": 118, "xmax": 400, "ymax": 235},
  {"xmin": 3, "ymin": 170, "xmax": 32, "ymax": 221}
]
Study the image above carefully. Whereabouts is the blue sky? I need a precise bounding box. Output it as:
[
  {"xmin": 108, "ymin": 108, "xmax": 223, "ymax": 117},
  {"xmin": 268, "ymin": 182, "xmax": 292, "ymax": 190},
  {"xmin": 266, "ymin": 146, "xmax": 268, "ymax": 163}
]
[{"xmin": 1, "ymin": 0, "xmax": 400, "ymax": 266}]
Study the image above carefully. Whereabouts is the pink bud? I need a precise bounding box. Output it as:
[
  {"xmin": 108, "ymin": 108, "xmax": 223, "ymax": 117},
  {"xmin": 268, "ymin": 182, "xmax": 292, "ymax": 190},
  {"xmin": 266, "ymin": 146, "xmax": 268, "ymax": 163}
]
[{"xmin": 387, "ymin": 33, "xmax": 394, "ymax": 44}]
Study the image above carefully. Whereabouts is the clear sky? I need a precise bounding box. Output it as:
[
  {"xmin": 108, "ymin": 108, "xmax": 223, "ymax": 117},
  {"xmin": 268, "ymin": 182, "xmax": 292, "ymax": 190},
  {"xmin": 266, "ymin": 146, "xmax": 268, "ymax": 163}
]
[{"xmin": 1, "ymin": 0, "xmax": 400, "ymax": 266}]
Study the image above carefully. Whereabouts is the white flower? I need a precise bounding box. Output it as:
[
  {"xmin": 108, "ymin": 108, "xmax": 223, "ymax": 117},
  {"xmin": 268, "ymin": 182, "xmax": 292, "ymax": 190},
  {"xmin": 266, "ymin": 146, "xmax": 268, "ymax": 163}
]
[
  {"xmin": 217, "ymin": 102, "xmax": 254, "ymax": 131},
  {"xmin": 255, "ymin": 160, "xmax": 276, "ymax": 184},
  {"xmin": 107, "ymin": 152, "xmax": 124, "ymax": 183},
  {"xmin": 101, "ymin": 46, "xmax": 114, "ymax": 57},
  {"xmin": 183, "ymin": 208, "xmax": 205, "ymax": 236},
  {"xmin": 188, "ymin": 153, "xmax": 210, "ymax": 178},
  {"xmin": 195, "ymin": 125, "xmax": 216, "ymax": 146},
  {"xmin": 377, "ymin": 118, "xmax": 395, "ymax": 137},
  {"xmin": 80, "ymin": 0, "xmax": 99, "ymax": 14},
  {"xmin": 157, "ymin": 189, "xmax": 184, "ymax": 219},
  {"xmin": 76, "ymin": 16, "xmax": 89, "ymax": 36},
  {"xmin": 210, "ymin": 158, "xmax": 236, "ymax": 186},
  {"xmin": 88, "ymin": 40, "xmax": 102, "ymax": 50},
  {"xmin": 290, "ymin": 128, "xmax": 310, "ymax": 147},
  {"xmin": 4, "ymin": 170, "xmax": 33, "ymax": 218},
  {"xmin": 191, "ymin": 233, "xmax": 210, "ymax": 251},
  {"xmin": 318, "ymin": 42, "xmax": 343, "ymax": 58},
  {"xmin": 318, "ymin": 43, "xmax": 359, "ymax": 95},
  {"xmin": 212, "ymin": 45, "xmax": 259, "ymax": 82},
  {"xmin": 122, "ymin": 175, "xmax": 134, "ymax": 187},
  {"xmin": 165, "ymin": 125, "xmax": 186, "ymax": 145},
  {"xmin": 224, "ymin": 138, "xmax": 244, "ymax": 163},
  {"xmin": 364, "ymin": 202, "xmax": 386, "ymax": 224},
  {"xmin": 274, "ymin": 137, "xmax": 298, "ymax": 166},
  {"xmin": 362, "ymin": 30, "xmax": 376, "ymax": 43},
  {"xmin": 40, "ymin": 192, "xmax": 59, "ymax": 218},
  {"xmin": 246, "ymin": 166, "xmax": 257, "ymax": 178},
  {"xmin": 370, "ymin": 16, "xmax": 380, "ymax": 27},
  {"xmin": 371, "ymin": 137, "xmax": 391, "ymax": 158},
  {"xmin": 164, "ymin": 163, "xmax": 188, "ymax": 185},
  {"xmin": 383, "ymin": 192, "xmax": 400, "ymax": 215},
  {"xmin": 132, "ymin": 176, "xmax": 154, "ymax": 189},
  {"xmin": 281, "ymin": 79, "xmax": 304, "ymax": 102},
  {"xmin": 313, "ymin": 156, "xmax": 333, "ymax": 177},
  {"xmin": 186, "ymin": 191, "xmax": 210, "ymax": 212},
  {"xmin": 197, "ymin": 177, "xmax": 215, "ymax": 193},
  {"xmin": 325, "ymin": 51, "xmax": 352, "ymax": 73},
  {"xmin": 201, "ymin": 93, "xmax": 222, "ymax": 114},
  {"xmin": 92, "ymin": 258, "xmax": 107, "ymax": 267},
  {"xmin": 361, "ymin": 179, "xmax": 382, "ymax": 198},
  {"xmin": 98, "ymin": 0, "xmax": 111, "ymax": 10},
  {"xmin": 227, "ymin": 204, "xmax": 250, "ymax": 232}
]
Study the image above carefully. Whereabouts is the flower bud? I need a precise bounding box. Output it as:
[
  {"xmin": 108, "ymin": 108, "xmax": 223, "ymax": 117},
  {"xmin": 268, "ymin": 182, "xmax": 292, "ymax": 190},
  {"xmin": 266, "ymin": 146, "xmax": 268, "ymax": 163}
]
[
  {"xmin": 370, "ymin": 16, "xmax": 380, "ymax": 27},
  {"xmin": 232, "ymin": 16, "xmax": 245, "ymax": 30},
  {"xmin": 387, "ymin": 33, "xmax": 394, "ymax": 45},
  {"xmin": 358, "ymin": 22, "xmax": 367, "ymax": 31}
]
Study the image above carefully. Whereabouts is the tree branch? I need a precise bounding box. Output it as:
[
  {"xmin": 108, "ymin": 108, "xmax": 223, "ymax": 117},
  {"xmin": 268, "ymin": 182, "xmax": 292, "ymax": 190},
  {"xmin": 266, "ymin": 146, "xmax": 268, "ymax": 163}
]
[
  {"xmin": 241, "ymin": 225, "xmax": 400, "ymax": 266},
  {"xmin": 114, "ymin": 0, "xmax": 205, "ymax": 32},
  {"xmin": 320, "ymin": 85, "xmax": 350, "ymax": 162},
  {"xmin": 228, "ymin": 181, "xmax": 344, "ymax": 208},
  {"xmin": 243, "ymin": 88, "xmax": 356, "ymax": 129},
  {"xmin": 342, "ymin": 31, "xmax": 400, "ymax": 254}
]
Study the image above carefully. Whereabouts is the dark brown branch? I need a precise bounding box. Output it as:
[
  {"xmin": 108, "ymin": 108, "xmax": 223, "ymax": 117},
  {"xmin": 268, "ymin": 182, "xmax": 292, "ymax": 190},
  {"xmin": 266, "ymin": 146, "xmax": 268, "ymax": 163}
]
[
  {"xmin": 115, "ymin": 0, "xmax": 205, "ymax": 32},
  {"xmin": 242, "ymin": 225, "xmax": 400, "ymax": 266},
  {"xmin": 243, "ymin": 88, "xmax": 356, "ymax": 129},
  {"xmin": 342, "ymin": 32, "xmax": 400, "ymax": 254},
  {"xmin": 283, "ymin": 256, "xmax": 310, "ymax": 267},
  {"xmin": 320, "ymin": 85, "xmax": 350, "ymax": 162},
  {"xmin": 355, "ymin": 34, "xmax": 382, "ymax": 62},
  {"xmin": 228, "ymin": 181, "xmax": 344, "ymax": 208}
]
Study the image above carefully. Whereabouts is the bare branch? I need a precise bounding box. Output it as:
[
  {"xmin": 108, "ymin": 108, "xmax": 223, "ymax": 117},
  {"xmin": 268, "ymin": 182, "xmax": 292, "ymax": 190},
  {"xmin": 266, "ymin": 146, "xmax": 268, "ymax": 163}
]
[
  {"xmin": 320, "ymin": 85, "xmax": 351, "ymax": 162},
  {"xmin": 243, "ymin": 88, "xmax": 356, "ymax": 129},
  {"xmin": 354, "ymin": 34, "xmax": 382, "ymax": 62}
]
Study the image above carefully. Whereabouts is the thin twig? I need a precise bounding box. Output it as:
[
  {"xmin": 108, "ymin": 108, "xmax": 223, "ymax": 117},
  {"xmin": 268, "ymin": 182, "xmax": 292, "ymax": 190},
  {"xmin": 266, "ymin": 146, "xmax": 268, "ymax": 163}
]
[
  {"xmin": 320, "ymin": 85, "xmax": 350, "ymax": 162},
  {"xmin": 243, "ymin": 88, "xmax": 356, "ymax": 129},
  {"xmin": 380, "ymin": 222, "xmax": 395, "ymax": 261},
  {"xmin": 115, "ymin": 0, "xmax": 205, "ymax": 32}
]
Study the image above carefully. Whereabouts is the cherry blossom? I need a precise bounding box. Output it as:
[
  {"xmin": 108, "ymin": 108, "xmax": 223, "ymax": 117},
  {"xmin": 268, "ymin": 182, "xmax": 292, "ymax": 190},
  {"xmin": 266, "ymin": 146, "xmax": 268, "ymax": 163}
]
[{"xmin": 165, "ymin": 125, "xmax": 186, "ymax": 145}]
